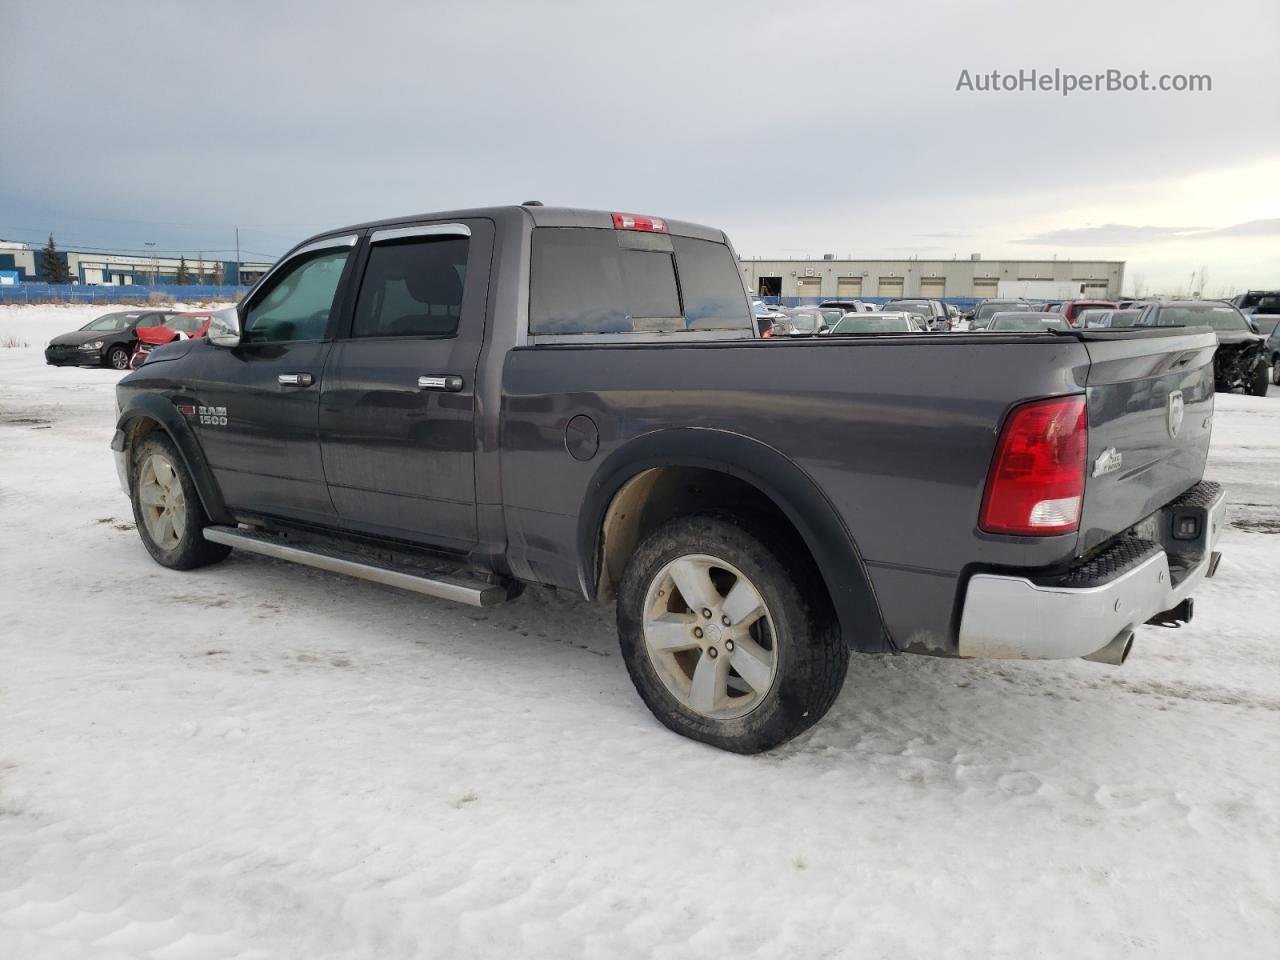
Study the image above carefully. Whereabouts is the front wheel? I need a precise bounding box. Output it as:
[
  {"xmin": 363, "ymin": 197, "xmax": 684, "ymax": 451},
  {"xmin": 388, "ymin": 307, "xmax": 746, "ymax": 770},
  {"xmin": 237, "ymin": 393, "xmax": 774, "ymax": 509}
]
[
  {"xmin": 129, "ymin": 434, "xmax": 231, "ymax": 570},
  {"xmin": 617, "ymin": 514, "xmax": 848, "ymax": 753},
  {"xmin": 106, "ymin": 345, "xmax": 131, "ymax": 370},
  {"xmin": 1248, "ymin": 363, "xmax": 1270, "ymax": 396}
]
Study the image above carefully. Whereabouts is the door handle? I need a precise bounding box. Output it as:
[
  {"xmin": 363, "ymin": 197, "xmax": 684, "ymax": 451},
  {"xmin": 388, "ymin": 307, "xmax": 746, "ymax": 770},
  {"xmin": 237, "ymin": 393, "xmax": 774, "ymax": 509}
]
[
  {"xmin": 278, "ymin": 373, "xmax": 314, "ymax": 387},
  {"xmin": 418, "ymin": 375, "xmax": 464, "ymax": 392}
]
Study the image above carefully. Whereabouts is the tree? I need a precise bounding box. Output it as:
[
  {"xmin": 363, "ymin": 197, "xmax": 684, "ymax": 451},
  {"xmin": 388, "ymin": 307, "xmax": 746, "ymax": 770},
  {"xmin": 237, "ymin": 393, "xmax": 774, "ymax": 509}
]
[
  {"xmin": 176, "ymin": 257, "xmax": 190, "ymax": 285},
  {"xmin": 38, "ymin": 233, "xmax": 71, "ymax": 284},
  {"xmin": 211, "ymin": 262, "xmax": 226, "ymax": 285}
]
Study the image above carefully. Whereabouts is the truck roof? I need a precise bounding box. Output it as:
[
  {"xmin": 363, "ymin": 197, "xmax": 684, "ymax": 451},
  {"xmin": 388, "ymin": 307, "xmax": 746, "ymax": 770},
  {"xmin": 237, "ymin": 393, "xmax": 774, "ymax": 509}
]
[{"xmin": 322, "ymin": 204, "xmax": 728, "ymax": 245}]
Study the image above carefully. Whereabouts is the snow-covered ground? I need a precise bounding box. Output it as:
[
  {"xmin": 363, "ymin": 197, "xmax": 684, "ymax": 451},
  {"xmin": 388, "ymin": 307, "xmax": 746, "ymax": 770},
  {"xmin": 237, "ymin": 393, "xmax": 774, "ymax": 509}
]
[{"xmin": 1, "ymin": 303, "xmax": 1278, "ymax": 959}]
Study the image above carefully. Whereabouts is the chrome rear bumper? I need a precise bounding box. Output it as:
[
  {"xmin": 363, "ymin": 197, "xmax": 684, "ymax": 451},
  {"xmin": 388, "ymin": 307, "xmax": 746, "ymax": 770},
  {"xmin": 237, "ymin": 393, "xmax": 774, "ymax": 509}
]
[{"xmin": 958, "ymin": 483, "xmax": 1225, "ymax": 661}]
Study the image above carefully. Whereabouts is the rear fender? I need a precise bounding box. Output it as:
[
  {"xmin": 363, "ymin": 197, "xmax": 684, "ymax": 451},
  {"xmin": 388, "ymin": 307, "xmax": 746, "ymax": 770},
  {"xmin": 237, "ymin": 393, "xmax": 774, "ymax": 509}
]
[{"xmin": 577, "ymin": 428, "xmax": 892, "ymax": 653}]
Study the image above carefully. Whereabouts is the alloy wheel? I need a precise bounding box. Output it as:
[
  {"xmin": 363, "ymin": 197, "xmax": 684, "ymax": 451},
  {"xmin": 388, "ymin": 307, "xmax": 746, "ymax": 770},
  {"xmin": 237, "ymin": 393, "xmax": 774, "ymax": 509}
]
[
  {"xmin": 642, "ymin": 554, "xmax": 779, "ymax": 720},
  {"xmin": 137, "ymin": 453, "xmax": 187, "ymax": 551}
]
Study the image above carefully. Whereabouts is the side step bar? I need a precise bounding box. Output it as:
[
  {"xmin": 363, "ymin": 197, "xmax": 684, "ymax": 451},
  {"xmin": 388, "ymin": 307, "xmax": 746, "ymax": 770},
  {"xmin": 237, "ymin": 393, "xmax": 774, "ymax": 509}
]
[{"xmin": 203, "ymin": 525, "xmax": 510, "ymax": 608}]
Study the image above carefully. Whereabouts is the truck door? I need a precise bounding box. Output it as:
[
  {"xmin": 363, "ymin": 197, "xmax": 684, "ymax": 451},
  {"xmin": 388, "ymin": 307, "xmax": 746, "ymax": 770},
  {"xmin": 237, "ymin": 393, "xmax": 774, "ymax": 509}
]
[
  {"xmin": 192, "ymin": 236, "xmax": 357, "ymax": 522},
  {"xmin": 318, "ymin": 220, "xmax": 493, "ymax": 551}
]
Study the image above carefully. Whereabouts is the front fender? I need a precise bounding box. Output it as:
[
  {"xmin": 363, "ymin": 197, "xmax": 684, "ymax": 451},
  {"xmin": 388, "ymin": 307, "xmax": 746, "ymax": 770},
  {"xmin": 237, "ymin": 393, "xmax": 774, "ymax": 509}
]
[
  {"xmin": 577, "ymin": 427, "xmax": 892, "ymax": 653},
  {"xmin": 114, "ymin": 392, "xmax": 231, "ymax": 525}
]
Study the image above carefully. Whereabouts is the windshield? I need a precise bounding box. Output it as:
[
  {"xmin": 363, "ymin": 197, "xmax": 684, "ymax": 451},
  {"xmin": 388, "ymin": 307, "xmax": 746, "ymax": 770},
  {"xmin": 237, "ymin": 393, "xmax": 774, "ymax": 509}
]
[
  {"xmin": 787, "ymin": 311, "xmax": 823, "ymax": 332},
  {"xmin": 833, "ymin": 315, "xmax": 914, "ymax": 333},
  {"xmin": 988, "ymin": 314, "xmax": 1069, "ymax": 332},
  {"xmin": 885, "ymin": 301, "xmax": 931, "ymax": 319},
  {"xmin": 1151, "ymin": 304, "xmax": 1250, "ymax": 331},
  {"xmin": 81, "ymin": 313, "xmax": 135, "ymax": 332},
  {"xmin": 168, "ymin": 314, "xmax": 208, "ymax": 334},
  {"xmin": 974, "ymin": 301, "xmax": 1029, "ymax": 321}
]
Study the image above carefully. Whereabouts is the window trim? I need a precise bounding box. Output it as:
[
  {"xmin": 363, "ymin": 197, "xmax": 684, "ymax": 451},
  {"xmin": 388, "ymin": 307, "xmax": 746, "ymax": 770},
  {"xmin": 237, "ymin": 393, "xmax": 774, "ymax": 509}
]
[
  {"xmin": 348, "ymin": 231, "xmax": 471, "ymax": 341},
  {"xmin": 240, "ymin": 240, "xmax": 357, "ymax": 346},
  {"xmin": 370, "ymin": 223, "xmax": 471, "ymax": 244}
]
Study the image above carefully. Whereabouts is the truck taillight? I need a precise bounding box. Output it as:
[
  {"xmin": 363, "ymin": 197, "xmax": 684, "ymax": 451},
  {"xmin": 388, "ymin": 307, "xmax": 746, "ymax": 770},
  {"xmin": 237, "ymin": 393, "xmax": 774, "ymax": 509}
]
[
  {"xmin": 980, "ymin": 395, "xmax": 1087, "ymax": 536},
  {"xmin": 612, "ymin": 212, "xmax": 668, "ymax": 233}
]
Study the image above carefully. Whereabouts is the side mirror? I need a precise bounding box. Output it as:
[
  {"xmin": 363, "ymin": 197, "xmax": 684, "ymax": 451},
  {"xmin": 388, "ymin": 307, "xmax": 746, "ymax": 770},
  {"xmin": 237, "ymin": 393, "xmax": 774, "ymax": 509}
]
[{"xmin": 207, "ymin": 306, "xmax": 242, "ymax": 347}]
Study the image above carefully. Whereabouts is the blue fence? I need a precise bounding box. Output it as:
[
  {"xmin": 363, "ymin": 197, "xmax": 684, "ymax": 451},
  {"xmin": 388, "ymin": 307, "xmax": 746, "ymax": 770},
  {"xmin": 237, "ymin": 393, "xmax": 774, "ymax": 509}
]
[{"xmin": 0, "ymin": 283, "xmax": 243, "ymax": 303}]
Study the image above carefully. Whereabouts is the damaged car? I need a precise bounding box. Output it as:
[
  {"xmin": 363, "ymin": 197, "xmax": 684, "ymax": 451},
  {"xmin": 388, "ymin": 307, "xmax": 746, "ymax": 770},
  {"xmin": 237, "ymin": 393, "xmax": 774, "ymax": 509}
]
[{"xmin": 1136, "ymin": 300, "xmax": 1270, "ymax": 395}]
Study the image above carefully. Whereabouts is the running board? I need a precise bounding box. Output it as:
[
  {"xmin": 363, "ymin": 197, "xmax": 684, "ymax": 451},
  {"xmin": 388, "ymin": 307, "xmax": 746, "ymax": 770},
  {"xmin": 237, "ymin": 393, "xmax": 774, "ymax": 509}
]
[{"xmin": 202, "ymin": 525, "xmax": 510, "ymax": 607}]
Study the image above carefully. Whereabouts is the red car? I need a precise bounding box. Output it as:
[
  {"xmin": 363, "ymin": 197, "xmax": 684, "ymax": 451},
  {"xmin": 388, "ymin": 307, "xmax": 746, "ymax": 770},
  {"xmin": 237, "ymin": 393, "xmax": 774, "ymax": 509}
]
[
  {"xmin": 1056, "ymin": 299, "xmax": 1119, "ymax": 327},
  {"xmin": 129, "ymin": 312, "xmax": 214, "ymax": 369}
]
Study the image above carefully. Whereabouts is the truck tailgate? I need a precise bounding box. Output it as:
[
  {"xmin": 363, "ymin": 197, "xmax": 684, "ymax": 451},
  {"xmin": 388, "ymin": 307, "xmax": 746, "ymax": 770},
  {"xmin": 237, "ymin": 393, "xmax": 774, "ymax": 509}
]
[{"xmin": 1078, "ymin": 329, "xmax": 1218, "ymax": 555}]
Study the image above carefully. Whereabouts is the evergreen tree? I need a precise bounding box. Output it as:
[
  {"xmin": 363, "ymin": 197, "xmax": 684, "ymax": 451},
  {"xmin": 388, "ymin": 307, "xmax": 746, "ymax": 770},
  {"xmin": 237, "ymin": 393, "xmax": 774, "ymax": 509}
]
[
  {"xmin": 38, "ymin": 234, "xmax": 71, "ymax": 283},
  {"xmin": 176, "ymin": 256, "xmax": 190, "ymax": 285}
]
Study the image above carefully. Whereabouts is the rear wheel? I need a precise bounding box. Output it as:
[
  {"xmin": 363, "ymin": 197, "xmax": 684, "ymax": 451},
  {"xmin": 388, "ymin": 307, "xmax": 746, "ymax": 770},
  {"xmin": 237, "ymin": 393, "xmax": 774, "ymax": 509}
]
[
  {"xmin": 107, "ymin": 345, "xmax": 131, "ymax": 370},
  {"xmin": 617, "ymin": 514, "xmax": 848, "ymax": 753},
  {"xmin": 129, "ymin": 434, "xmax": 230, "ymax": 570}
]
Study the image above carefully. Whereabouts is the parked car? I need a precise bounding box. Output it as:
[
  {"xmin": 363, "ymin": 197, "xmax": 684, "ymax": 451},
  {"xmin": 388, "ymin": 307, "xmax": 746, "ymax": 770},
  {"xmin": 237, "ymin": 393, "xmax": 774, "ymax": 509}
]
[
  {"xmin": 1059, "ymin": 299, "xmax": 1119, "ymax": 327},
  {"xmin": 882, "ymin": 298, "xmax": 950, "ymax": 331},
  {"xmin": 130, "ymin": 311, "xmax": 215, "ymax": 369},
  {"xmin": 1257, "ymin": 316, "xmax": 1280, "ymax": 385},
  {"xmin": 985, "ymin": 312, "xmax": 1071, "ymax": 332},
  {"xmin": 769, "ymin": 308, "xmax": 827, "ymax": 336},
  {"xmin": 1079, "ymin": 309, "xmax": 1144, "ymax": 329},
  {"xmin": 970, "ymin": 299, "xmax": 1031, "ymax": 330},
  {"xmin": 817, "ymin": 306, "xmax": 847, "ymax": 329},
  {"xmin": 819, "ymin": 299, "xmax": 874, "ymax": 314},
  {"xmin": 1230, "ymin": 290, "xmax": 1280, "ymax": 320},
  {"xmin": 830, "ymin": 312, "xmax": 926, "ymax": 334},
  {"xmin": 1136, "ymin": 300, "xmax": 1269, "ymax": 395},
  {"xmin": 45, "ymin": 310, "xmax": 170, "ymax": 370},
  {"xmin": 113, "ymin": 204, "xmax": 1225, "ymax": 753}
]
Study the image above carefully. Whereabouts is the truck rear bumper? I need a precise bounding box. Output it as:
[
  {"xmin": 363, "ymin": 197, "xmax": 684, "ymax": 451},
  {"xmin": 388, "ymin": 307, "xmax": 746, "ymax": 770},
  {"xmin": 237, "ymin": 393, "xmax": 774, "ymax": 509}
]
[{"xmin": 958, "ymin": 482, "xmax": 1225, "ymax": 661}]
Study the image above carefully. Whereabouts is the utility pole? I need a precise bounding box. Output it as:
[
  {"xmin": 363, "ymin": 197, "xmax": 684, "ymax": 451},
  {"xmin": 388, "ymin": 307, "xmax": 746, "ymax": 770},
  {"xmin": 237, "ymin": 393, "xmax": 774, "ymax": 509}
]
[{"xmin": 235, "ymin": 226, "xmax": 240, "ymax": 286}]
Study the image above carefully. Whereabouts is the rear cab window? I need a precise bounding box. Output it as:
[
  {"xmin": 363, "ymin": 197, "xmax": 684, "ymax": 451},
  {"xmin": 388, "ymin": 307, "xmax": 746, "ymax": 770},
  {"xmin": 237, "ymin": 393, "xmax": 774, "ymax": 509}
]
[{"xmin": 529, "ymin": 228, "xmax": 752, "ymax": 339}]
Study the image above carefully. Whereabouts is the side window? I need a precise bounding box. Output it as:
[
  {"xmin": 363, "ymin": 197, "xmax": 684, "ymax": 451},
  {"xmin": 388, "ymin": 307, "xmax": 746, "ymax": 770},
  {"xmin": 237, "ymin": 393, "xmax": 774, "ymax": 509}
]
[
  {"xmin": 243, "ymin": 249, "xmax": 350, "ymax": 344},
  {"xmin": 351, "ymin": 236, "xmax": 469, "ymax": 338}
]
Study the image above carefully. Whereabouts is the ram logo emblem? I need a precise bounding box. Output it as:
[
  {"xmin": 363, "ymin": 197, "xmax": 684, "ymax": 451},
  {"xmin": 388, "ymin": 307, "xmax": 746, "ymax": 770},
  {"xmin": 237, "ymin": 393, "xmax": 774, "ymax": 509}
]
[{"xmin": 1092, "ymin": 447, "xmax": 1122, "ymax": 478}]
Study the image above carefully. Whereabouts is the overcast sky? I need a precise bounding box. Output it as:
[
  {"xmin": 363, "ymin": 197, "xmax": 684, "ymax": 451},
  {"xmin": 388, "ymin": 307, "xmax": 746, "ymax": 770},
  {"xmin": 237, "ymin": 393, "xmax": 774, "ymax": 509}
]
[{"xmin": 5, "ymin": 0, "xmax": 1277, "ymax": 293}]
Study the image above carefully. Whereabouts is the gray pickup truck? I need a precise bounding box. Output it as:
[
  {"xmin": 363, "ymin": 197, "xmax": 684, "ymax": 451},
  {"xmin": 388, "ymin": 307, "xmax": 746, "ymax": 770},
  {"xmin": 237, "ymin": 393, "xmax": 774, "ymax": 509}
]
[{"xmin": 112, "ymin": 204, "xmax": 1225, "ymax": 753}]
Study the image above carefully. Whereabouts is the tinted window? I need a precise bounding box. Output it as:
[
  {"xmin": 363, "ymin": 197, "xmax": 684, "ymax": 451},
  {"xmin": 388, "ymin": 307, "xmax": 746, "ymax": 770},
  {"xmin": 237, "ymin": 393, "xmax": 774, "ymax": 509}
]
[
  {"xmin": 82, "ymin": 313, "xmax": 133, "ymax": 331},
  {"xmin": 352, "ymin": 237, "xmax": 468, "ymax": 338},
  {"xmin": 530, "ymin": 228, "xmax": 751, "ymax": 336},
  {"xmin": 244, "ymin": 249, "xmax": 349, "ymax": 344},
  {"xmin": 169, "ymin": 315, "xmax": 206, "ymax": 334},
  {"xmin": 672, "ymin": 235, "xmax": 752, "ymax": 330},
  {"xmin": 1146, "ymin": 305, "xmax": 1249, "ymax": 331}
]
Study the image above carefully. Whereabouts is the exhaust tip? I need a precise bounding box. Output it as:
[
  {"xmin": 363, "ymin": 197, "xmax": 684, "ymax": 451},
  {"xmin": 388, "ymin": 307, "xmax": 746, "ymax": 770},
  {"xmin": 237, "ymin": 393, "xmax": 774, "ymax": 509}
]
[{"xmin": 1083, "ymin": 631, "xmax": 1134, "ymax": 666}]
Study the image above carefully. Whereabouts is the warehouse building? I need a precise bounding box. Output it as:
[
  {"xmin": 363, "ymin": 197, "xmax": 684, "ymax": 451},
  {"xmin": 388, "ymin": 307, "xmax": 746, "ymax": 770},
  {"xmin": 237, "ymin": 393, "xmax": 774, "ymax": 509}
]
[
  {"xmin": 739, "ymin": 256, "xmax": 1125, "ymax": 301},
  {"xmin": 0, "ymin": 240, "xmax": 273, "ymax": 286}
]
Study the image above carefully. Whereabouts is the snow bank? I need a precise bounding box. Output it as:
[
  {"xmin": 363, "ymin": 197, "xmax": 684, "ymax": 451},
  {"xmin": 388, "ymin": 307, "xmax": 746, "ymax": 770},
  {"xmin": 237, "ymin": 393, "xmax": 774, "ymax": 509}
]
[{"xmin": 0, "ymin": 316, "xmax": 1277, "ymax": 959}]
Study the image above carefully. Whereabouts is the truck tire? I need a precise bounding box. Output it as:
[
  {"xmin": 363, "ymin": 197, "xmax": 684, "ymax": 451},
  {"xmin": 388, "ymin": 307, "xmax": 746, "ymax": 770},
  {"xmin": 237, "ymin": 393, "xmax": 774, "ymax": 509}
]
[
  {"xmin": 1248, "ymin": 362, "xmax": 1270, "ymax": 396},
  {"xmin": 129, "ymin": 433, "xmax": 231, "ymax": 570},
  {"xmin": 616, "ymin": 513, "xmax": 848, "ymax": 753}
]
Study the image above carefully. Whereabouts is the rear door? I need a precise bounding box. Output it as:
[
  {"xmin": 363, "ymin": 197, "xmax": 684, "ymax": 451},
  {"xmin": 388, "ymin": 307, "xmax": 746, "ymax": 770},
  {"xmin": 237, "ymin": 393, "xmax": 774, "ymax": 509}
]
[
  {"xmin": 318, "ymin": 220, "xmax": 494, "ymax": 550},
  {"xmin": 193, "ymin": 235, "xmax": 357, "ymax": 522},
  {"xmin": 1077, "ymin": 329, "xmax": 1218, "ymax": 554}
]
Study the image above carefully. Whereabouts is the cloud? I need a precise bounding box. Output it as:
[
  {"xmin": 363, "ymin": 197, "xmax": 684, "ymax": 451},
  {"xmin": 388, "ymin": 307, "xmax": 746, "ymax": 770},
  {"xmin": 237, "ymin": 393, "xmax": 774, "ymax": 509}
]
[
  {"xmin": 1014, "ymin": 219, "xmax": 1280, "ymax": 246},
  {"xmin": 1200, "ymin": 218, "xmax": 1280, "ymax": 238},
  {"xmin": 1014, "ymin": 224, "xmax": 1207, "ymax": 245}
]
